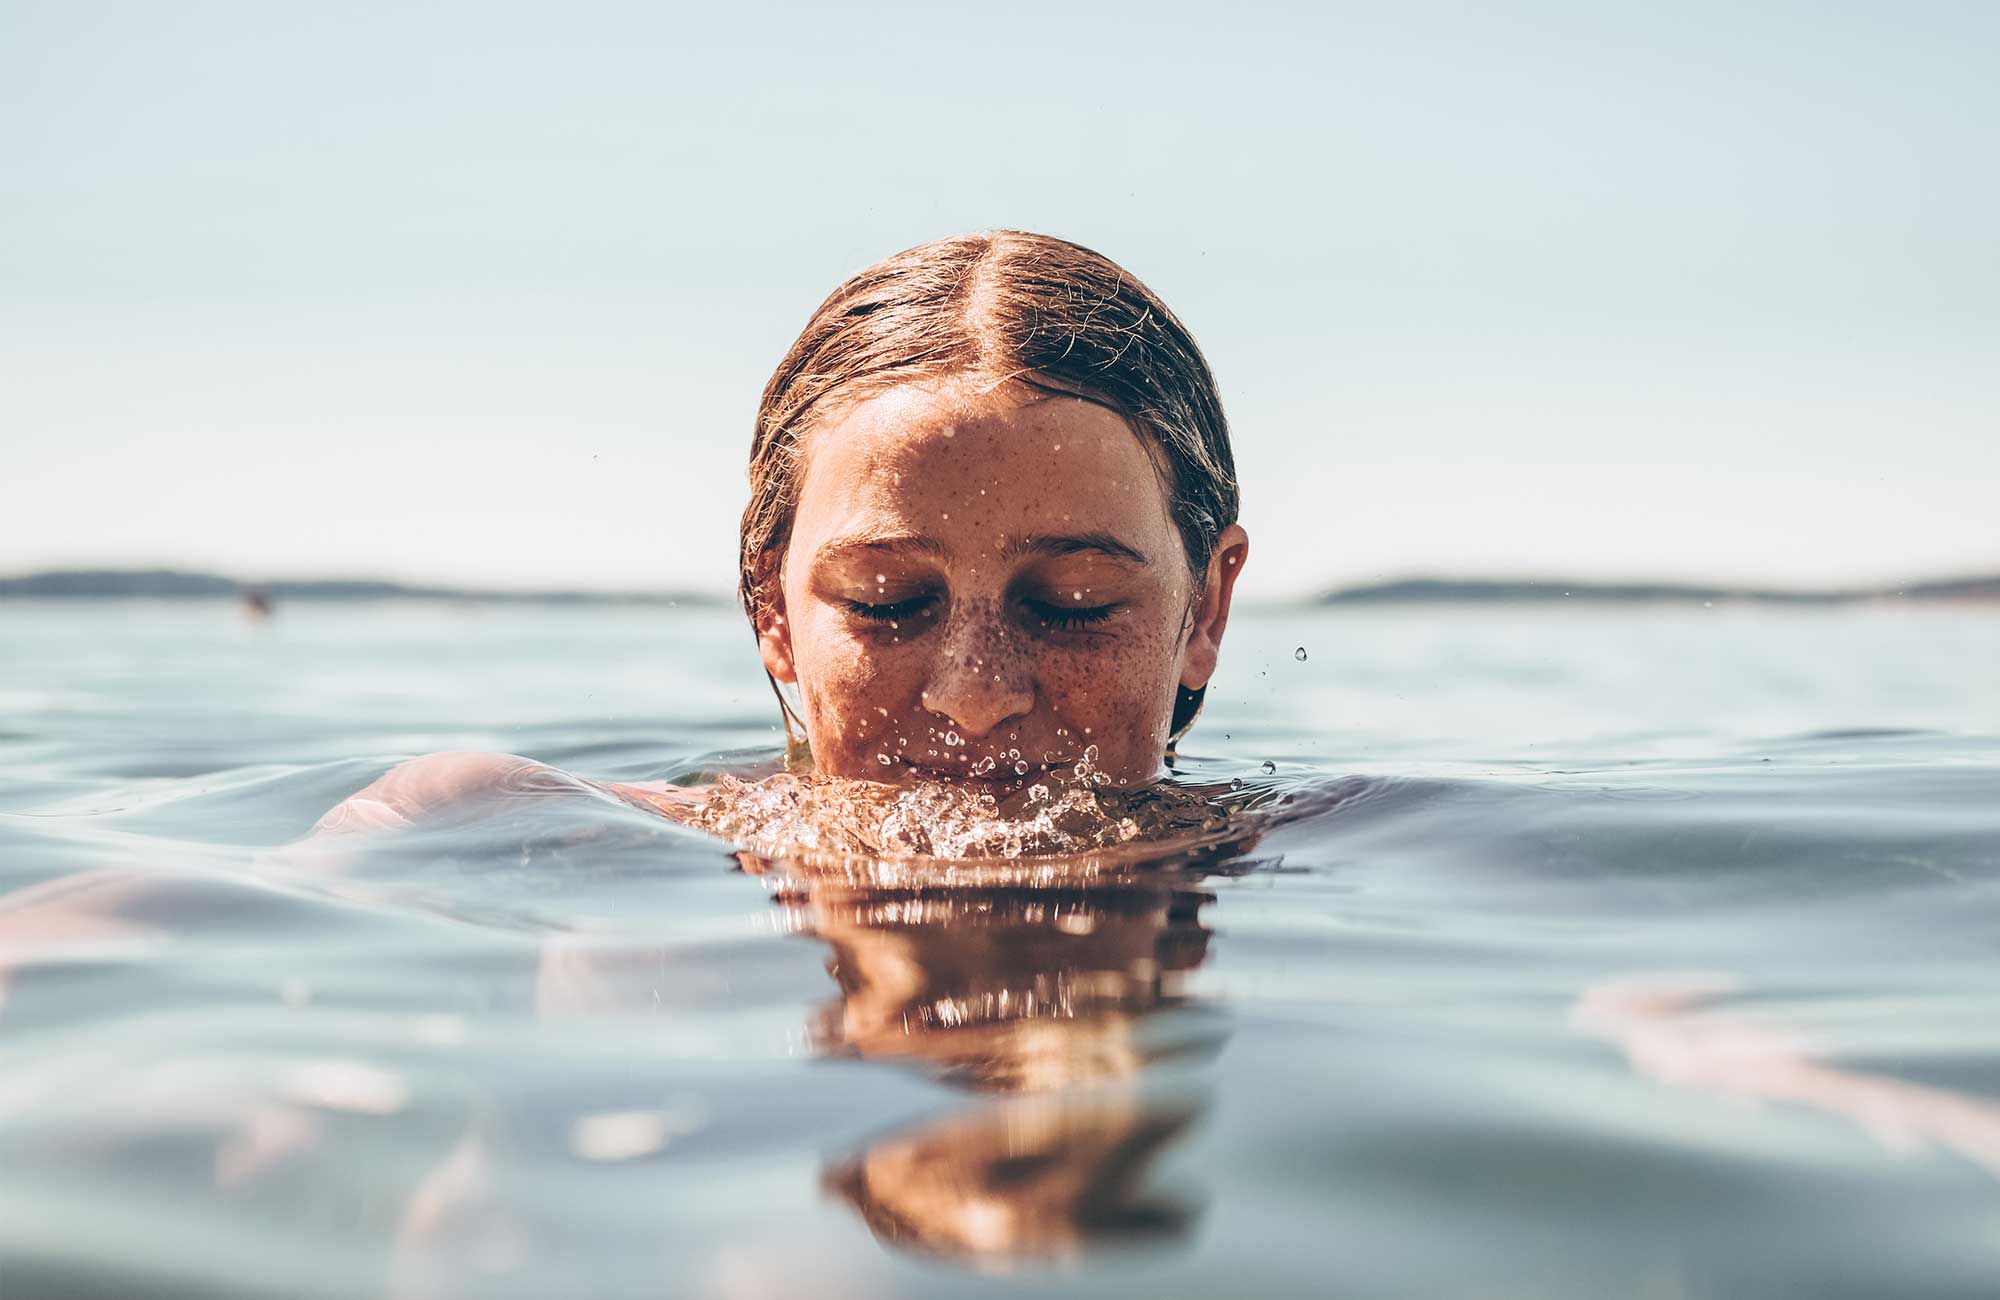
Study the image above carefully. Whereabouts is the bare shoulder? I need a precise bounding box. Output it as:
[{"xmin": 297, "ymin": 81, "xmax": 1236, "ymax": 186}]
[
  {"xmin": 599, "ymin": 779, "xmax": 706, "ymax": 825},
  {"xmin": 313, "ymin": 752, "xmax": 554, "ymax": 835},
  {"xmin": 313, "ymin": 753, "xmax": 703, "ymax": 838}
]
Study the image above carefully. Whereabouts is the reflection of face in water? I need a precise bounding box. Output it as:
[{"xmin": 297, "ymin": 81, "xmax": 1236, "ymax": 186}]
[{"xmin": 761, "ymin": 862, "xmax": 1227, "ymax": 1264}]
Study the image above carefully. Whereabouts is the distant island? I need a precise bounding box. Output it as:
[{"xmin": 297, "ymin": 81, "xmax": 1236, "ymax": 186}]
[
  {"xmin": 1316, "ymin": 575, "xmax": 2000, "ymax": 604},
  {"xmin": 1, "ymin": 568, "xmax": 1995, "ymax": 605},
  {"xmin": 0, "ymin": 568, "xmax": 728, "ymax": 605}
]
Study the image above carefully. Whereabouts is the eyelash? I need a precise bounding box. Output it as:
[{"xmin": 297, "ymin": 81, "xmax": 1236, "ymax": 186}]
[
  {"xmin": 1023, "ymin": 599, "xmax": 1117, "ymax": 631},
  {"xmin": 840, "ymin": 595, "xmax": 1119, "ymax": 631},
  {"xmin": 842, "ymin": 595, "xmax": 936, "ymax": 623}
]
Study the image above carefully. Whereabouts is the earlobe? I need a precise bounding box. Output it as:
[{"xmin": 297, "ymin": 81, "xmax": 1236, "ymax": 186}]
[
  {"xmin": 759, "ymin": 631, "xmax": 796, "ymax": 684},
  {"xmin": 1179, "ymin": 524, "xmax": 1250, "ymax": 691},
  {"xmin": 754, "ymin": 568, "xmax": 797, "ymax": 684}
]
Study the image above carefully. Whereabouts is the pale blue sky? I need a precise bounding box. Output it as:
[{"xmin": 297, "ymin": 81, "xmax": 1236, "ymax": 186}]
[{"xmin": 4, "ymin": 0, "xmax": 1995, "ymax": 596}]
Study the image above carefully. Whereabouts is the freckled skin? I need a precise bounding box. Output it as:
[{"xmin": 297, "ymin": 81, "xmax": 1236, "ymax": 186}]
[{"xmin": 759, "ymin": 380, "xmax": 1249, "ymax": 788}]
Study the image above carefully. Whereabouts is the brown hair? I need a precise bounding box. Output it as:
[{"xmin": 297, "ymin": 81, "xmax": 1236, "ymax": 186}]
[{"xmin": 741, "ymin": 230, "xmax": 1239, "ymax": 743}]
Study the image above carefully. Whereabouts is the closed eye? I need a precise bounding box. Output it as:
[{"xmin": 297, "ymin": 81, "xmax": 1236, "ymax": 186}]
[
  {"xmin": 1024, "ymin": 598, "xmax": 1119, "ymax": 631},
  {"xmin": 842, "ymin": 594, "xmax": 936, "ymax": 623}
]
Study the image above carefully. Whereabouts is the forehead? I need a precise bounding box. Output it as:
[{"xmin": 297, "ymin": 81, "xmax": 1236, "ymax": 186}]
[{"xmin": 790, "ymin": 381, "xmax": 1177, "ymax": 549}]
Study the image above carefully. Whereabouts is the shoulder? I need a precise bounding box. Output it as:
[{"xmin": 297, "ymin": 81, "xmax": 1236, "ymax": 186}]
[{"xmin": 313, "ymin": 752, "xmax": 553, "ymax": 835}]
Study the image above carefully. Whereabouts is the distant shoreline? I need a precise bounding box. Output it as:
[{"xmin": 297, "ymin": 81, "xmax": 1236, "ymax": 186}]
[
  {"xmin": 1313, "ymin": 576, "xmax": 2000, "ymax": 605},
  {"xmin": 0, "ymin": 569, "xmax": 728, "ymax": 606},
  {"xmin": 2, "ymin": 567, "xmax": 1995, "ymax": 606}
]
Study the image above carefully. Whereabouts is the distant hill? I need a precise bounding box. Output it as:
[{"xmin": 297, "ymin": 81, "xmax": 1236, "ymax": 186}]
[
  {"xmin": 1318, "ymin": 575, "xmax": 2000, "ymax": 604},
  {"xmin": 0, "ymin": 568, "xmax": 728, "ymax": 605},
  {"xmin": 3, "ymin": 567, "xmax": 1994, "ymax": 606}
]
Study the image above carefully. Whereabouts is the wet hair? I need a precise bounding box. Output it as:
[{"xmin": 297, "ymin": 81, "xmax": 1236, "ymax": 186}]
[{"xmin": 741, "ymin": 230, "xmax": 1239, "ymax": 743}]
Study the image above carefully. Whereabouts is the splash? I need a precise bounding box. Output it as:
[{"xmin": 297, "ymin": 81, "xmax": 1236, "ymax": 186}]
[{"xmin": 684, "ymin": 747, "xmax": 1236, "ymax": 862}]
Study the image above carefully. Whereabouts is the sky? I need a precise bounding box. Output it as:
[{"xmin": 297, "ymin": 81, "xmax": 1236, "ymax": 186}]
[{"xmin": 4, "ymin": 0, "xmax": 1996, "ymax": 598}]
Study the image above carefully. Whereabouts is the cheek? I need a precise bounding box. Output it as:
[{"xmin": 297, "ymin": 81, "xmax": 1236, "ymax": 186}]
[
  {"xmin": 1034, "ymin": 621, "xmax": 1188, "ymax": 763},
  {"xmin": 790, "ymin": 617, "xmax": 924, "ymax": 756}
]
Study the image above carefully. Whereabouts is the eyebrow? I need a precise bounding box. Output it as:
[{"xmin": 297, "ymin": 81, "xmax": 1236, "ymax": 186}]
[
  {"xmin": 998, "ymin": 531, "xmax": 1151, "ymax": 566},
  {"xmin": 809, "ymin": 529, "xmax": 1150, "ymax": 570},
  {"xmin": 810, "ymin": 531, "xmax": 952, "ymax": 569}
]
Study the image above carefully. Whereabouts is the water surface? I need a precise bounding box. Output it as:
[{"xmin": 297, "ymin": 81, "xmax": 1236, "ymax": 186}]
[{"xmin": 2, "ymin": 599, "xmax": 1997, "ymax": 1298}]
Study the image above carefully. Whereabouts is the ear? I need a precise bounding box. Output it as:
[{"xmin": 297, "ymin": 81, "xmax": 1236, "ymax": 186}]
[
  {"xmin": 753, "ymin": 560, "xmax": 797, "ymax": 685},
  {"xmin": 1179, "ymin": 524, "xmax": 1249, "ymax": 691}
]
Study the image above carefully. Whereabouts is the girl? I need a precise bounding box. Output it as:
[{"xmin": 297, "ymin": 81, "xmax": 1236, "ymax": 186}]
[{"xmin": 321, "ymin": 231, "xmax": 1251, "ymax": 842}]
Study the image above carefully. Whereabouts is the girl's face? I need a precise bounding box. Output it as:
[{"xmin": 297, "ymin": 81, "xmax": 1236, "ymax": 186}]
[{"xmin": 759, "ymin": 380, "xmax": 1248, "ymax": 789}]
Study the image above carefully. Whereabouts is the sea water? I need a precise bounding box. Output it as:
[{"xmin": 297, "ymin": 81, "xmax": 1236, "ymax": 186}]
[{"xmin": 1, "ymin": 598, "xmax": 1997, "ymax": 1299}]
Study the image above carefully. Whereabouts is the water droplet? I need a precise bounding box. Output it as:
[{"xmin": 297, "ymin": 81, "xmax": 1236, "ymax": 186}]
[
  {"xmin": 875, "ymin": 573, "xmax": 886, "ymax": 584},
  {"xmin": 1229, "ymin": 777, "xmax": 1245, "ymax": 790},
  {"xmin": 1014, "ymin": 761, "xmax": 1029, "ymax": 775},
  {"xmin": 877, "ymin": 754, "xmax": 892, "ymax": 766},
  {"xmin": 1294, "ymin": 646, "xmax": 1308, "ymax": 661},
  {"xmin": 944, "ymin": 730, "xmax": 960, "ymax": 747},
  {"xmin": 1261, "ymin": 760, "xmax": 1277, "ymax": 774}
]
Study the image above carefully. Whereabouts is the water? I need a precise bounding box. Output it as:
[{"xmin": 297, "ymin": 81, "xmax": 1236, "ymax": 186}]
[{"xmin": 2, "ymin": 598, "xmax": 1998, "ymax": 1299}]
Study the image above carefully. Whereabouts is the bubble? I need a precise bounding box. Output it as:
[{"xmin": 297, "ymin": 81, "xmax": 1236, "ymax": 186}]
[
  {"xmin": 877, "ymin": 754, "xmax": 892, "ymax": 766},
  {"xmin": 944, "ymin": 730, "xmax": 960, "ymax": 747},
  {"xmin": 1014, "ymin": 761, "xmax": 1029, "ymax": 775},
  {"xmin": 1261, "ymin": 760, "xmax": 1277, "ymax": 774},
  {"xmin": 1295, "ymin": 646, "xmax": 1308, "ymax": 661}
]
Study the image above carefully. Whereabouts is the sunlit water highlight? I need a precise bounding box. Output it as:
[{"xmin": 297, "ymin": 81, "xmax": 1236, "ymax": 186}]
[{"xmin": 1, "ymin": 599, "xmax": 1997, "ymax": 1299}]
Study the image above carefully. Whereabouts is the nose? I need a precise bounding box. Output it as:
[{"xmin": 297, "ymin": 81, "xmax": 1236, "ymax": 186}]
[{"xmin": 919, "ymin": 605, "xmax": 1034, "ymax": 739}]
